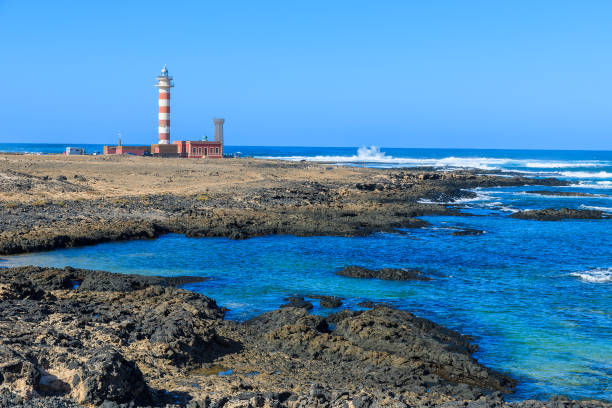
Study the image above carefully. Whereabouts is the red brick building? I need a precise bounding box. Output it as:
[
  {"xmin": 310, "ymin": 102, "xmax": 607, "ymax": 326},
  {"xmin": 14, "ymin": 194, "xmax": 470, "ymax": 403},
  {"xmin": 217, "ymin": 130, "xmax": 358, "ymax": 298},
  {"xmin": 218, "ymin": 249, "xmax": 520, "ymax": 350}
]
[
  {"xmin": 103, "ymin": 145, "xmax": 151, "ymax": 156},
  {"xmin": 174, "ymin": 140, "xmax": 223, "ymax": 158}
]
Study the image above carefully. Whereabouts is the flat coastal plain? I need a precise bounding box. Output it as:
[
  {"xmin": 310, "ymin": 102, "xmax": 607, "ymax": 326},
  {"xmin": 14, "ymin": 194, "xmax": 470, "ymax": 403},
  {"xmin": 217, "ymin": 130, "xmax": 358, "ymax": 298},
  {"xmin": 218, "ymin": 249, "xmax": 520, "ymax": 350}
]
[
  {"xmin": 0, "ymin": 154, "xmax": 607, "ymax": 408},
  {"xmin": 0, "ymin": 154, "xmax": 570, "ymax": 254}
]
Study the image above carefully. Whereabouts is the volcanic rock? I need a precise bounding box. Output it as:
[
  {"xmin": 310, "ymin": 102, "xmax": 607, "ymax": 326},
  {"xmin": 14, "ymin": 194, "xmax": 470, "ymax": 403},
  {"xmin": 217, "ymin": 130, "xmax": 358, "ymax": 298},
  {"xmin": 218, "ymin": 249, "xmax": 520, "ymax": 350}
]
[
  {"xmin": 510, "ymin": 208, "xmax": 609, "ymax": 221},
  {"xmin": 355, "ymin": 300, "xmax": 393, "ymax": 309},
  {"xmin": 525, "ymin": 190, "xmax": 601, "ymax": 197},
  {"xmin": 72, "ymin": 349, "xmax": 148, "ymax": 405},
  {"xmin": 452, "ymin": 228, "xmax": 486, "ymax": 236},
  {"xmin": 280, "ymin": 296, "xmax": 314, "ymax": 310},
  {"xmin": 305, "ymin": 294, "xmax": 343, "ymax": 308},
  {"xmin": 336, "ymin": 265, "xmax": 431, "ymax": 281}
]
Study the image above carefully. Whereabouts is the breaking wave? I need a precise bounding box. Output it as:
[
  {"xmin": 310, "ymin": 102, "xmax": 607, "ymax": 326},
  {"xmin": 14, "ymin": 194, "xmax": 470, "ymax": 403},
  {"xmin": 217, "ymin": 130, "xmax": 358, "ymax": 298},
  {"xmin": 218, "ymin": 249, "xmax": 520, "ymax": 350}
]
[
  {"xmin": 261, "ymin": 147, "xmax": 514, "ymax": 169},
  {"xmin": 418, "ymin": 189, "xmax": 496, "ymax": 205},
  {"xmin": 560, "ymin": 171, "xmax": 612, "ymax": 179},
  {"xmin": 579, "ymin": 205, "xmax": 612, "ymax": 213},
  {"xmin": 569, "ymin": 181, "xmax": 612, "ymax": 189},
  {"xmin": 259, "ymin": 146, "xmax": 612, "ymax": 175},
  {"xmin": 570, "ymin": 268, "xmax": 612, "ymax": 283},
  {"xmin": 524, "ymin": 161, "xmax": 604, "ymax": 169}
]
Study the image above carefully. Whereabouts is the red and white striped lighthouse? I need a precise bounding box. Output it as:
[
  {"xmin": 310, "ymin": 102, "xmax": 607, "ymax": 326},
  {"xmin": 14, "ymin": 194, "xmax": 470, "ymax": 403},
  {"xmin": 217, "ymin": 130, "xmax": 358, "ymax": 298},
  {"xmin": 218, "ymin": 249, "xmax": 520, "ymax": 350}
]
[{"xmin": 155, "ymin": 65, "xmax": 174, "ymax": 144}]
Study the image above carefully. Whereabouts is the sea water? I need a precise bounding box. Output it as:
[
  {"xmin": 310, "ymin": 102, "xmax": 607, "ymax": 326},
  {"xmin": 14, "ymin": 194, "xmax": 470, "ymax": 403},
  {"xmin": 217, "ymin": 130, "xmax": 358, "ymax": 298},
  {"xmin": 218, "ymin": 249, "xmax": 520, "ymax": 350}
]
[{"xmin": 1, "ymin": 145, "xmax": 611, "ymax": 401}]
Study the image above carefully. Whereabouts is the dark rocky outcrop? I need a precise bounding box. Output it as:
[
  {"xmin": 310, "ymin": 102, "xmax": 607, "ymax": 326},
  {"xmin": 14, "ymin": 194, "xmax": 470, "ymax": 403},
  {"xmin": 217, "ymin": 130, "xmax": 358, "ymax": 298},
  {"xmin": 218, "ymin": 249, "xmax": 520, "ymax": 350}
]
[
  {"xmin": 280, "ymin": 296, "xmax": 314, "ymax": 310},
  {"xmin": 452, "ymin": 228, "xmax": 486, "ymax": 236},
  {"xmin": 356, "ymin": 300, "xmax": 393, "ymax": 309},
  {"xmin": 304, "ymin": 294, "xmax": 343, "ymax": 308},
  {"xmin": 525, "ymin": 190, "xmax": 601, "ymax": 197},
  {"xmin": 0, "ymin": 267, "xmax": 225, "ymax": 406},
  {"xmin": 72, "ymin": 349, "xmax": 148, "ymax": 405},
  {"xmin": 0, "ymin": 265, "xmax": 208, "ymax": 292},
  {"xmin": 237, "ymin": 305, "xmax": 513, "ymax": 403},
  {"xmin": 337, "ymin": 265, "xmax": 431, "ymax": 281},
  {"xmin": 510, "ymin": 208, "xmax": 609, "ymax": 221},
  {"xmin": 332, "ymin": 307, "xmax": 513, "ymax": 392},
  {"xmin": 0, "ymin": 280, "xmax": 46, "ymax": 301}
]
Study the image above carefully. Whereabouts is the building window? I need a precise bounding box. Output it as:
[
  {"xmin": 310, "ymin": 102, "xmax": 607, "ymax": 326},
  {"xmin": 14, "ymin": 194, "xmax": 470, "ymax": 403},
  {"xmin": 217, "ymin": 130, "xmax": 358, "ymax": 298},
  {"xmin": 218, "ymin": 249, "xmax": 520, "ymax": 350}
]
[
  {"xmin": 215, "ymin": 148, "xmax": 219, "ymax": 153},
  {"xmin": 192, "ymin": 147, "xmax": 196, "ymax": 153}
]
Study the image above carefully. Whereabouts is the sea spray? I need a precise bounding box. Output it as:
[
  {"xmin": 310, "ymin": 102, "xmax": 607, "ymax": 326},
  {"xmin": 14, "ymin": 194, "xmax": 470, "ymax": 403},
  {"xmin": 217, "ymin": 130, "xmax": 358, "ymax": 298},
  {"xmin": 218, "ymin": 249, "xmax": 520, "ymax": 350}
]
[{"xmin": 570, "ymin": 268, "xmax": 612, "ymax": 283}]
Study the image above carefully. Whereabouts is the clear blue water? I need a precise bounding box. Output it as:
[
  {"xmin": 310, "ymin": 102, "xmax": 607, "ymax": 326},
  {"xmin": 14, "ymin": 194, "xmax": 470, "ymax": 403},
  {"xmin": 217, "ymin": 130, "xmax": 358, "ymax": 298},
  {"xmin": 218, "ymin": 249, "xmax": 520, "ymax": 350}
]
[{"xmin": 1, "ymin": 144, "xmax": 611, "ymax": 401}]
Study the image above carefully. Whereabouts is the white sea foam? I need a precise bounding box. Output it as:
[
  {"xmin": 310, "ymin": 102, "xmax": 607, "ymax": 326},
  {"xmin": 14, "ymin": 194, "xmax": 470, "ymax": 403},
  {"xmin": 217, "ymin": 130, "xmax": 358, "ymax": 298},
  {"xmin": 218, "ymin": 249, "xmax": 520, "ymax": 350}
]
[
  {"xmin": 570, "ymin": 268, "xmax": 612, "ymax": 283},
  {"xmin": 498, "ymin": 206, "xmax": 520, "ymax": 213},
  {"xmin": 261, "ymin": 147, "xmax": 514, "ymax": 169},
  {"xmin": 516, "ymin": 191, "xmax": 610, "ymax": 199},
  {"xmin": 500, "ymin": 169, "xmax": 555, "ymax": 176},
  {"xmin": 524, "ymin": 161, "xmax": 604, "ymax": 169},
  {"xmin": 259, "ymin": 146, "xmax": 612, "ymax": 174},
  {"xmin": 569, "ymin": 181, "xmax": 612, "ymax": 189},
  {"xmin": 579, "ymin": 205, "xmax": 612, "ymax": 213},
  {"xmin": 454, "ymin": 191, "xmax": 497, "ymax": 203},
  {"xmin": 417, "ymin": 189, "xmax": 496, "ymax": 205},
  {"xmin": 560, "ymin": 171, "xmax": 612, "ymax": 179}
]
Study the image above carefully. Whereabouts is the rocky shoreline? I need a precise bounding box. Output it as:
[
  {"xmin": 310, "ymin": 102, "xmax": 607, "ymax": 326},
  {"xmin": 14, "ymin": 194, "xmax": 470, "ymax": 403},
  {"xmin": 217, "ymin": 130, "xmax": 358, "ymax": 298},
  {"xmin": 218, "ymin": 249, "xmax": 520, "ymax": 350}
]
[
  {"xmin": 0, "ymin": 156, "xmax": 569, "ymax": 256},
  {"xmin": 1, "ymin": 266, "xmax": 608, "ymax": 408}
]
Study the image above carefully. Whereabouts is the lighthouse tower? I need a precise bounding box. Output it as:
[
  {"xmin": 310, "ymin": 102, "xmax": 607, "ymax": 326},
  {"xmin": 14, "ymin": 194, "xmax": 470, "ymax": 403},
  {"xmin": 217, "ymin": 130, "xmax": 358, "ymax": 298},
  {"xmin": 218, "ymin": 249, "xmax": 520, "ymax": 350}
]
[{"xmin": 155, "ymin": 65, "xmax": 174, "ymax": 144}]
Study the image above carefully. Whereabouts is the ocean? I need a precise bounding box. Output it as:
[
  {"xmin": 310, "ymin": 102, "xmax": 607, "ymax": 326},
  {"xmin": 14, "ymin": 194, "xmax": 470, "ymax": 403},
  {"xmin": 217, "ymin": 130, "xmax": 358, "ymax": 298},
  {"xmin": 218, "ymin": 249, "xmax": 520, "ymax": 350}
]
[{"xmin": 1, "ymin": 144, "xmax": 611, "ymax": 401}]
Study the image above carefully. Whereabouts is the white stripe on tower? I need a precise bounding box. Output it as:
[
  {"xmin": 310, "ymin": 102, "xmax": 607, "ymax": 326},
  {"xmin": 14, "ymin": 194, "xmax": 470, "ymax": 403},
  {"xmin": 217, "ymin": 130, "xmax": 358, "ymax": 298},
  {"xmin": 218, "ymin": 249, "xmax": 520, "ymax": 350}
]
[
  {"xmin": 155, "ymin": 65, "xmax": 174, "ymax": 144},
  {"xmin": 158, "ymin": 90, "xmax": 170, "ymax": 143}
]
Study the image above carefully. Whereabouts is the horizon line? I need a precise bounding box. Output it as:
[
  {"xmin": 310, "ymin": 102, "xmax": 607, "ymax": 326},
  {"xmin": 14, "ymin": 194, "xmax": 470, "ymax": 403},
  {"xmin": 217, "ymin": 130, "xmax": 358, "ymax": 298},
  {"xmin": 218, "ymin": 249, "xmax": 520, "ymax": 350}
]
[{"xmin": 0, "ymin": 142, "xmax": 612, "ymax": 153}]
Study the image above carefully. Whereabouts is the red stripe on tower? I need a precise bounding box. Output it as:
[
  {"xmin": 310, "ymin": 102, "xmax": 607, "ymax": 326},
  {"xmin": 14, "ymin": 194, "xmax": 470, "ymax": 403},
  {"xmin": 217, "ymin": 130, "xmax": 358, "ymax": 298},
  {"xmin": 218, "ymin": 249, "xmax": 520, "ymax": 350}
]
[{"xmin": 154, "ymin": 65, "xmax": 174, "ymax": 144}]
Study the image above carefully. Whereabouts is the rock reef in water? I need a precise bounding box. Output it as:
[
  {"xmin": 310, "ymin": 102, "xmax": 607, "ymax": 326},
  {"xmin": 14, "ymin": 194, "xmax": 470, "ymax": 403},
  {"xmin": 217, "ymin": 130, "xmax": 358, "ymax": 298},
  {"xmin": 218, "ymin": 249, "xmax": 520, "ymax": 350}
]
[
  {"xmin": 525, "ymin": 190, "xmax": 602, "ymax": 197},
  {"xmin": 337, "ymin": 265, "xmax": 431, "ymax": 281},
  {"xmin": 281, "ymin": 295, "xmax": 343, "ymax": 309},
  {"xmin": 451, "ymin": 228, "xmax": 486, "ymax": 236},
  {"xmin": 280, "ymin": 296, "xmax": 314, "ymax": 310},
  {"xmin": 510, "ymin": 208, "xmax": 609, "ymax": 221},
  {"xmin": 305, "ymin": 294, "xmax": 343, "ymax": 308},
  {"xmin": 356, "ymin": 300, "xmax": 393, "ymax": 309}
]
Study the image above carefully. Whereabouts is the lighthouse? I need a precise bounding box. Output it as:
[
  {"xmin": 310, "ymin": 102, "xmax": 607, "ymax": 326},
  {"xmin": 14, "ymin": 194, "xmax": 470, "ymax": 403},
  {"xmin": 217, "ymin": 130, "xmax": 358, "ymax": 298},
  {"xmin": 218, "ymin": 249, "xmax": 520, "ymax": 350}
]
[
  {"xmin": 155, "ymin": 65, "xmax": 174, "ymax": 144},
  {"xmin": 104, "ymin": 66, "xmax": 225, "ymax": 157}
]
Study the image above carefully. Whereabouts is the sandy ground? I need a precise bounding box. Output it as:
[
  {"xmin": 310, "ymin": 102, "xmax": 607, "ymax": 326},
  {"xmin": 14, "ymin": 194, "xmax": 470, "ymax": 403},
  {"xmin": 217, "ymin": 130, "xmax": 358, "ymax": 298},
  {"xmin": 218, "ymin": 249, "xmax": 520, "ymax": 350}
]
[{"xmin": 0, "ymin": 154, "xmax": 372, "ymax": 202}]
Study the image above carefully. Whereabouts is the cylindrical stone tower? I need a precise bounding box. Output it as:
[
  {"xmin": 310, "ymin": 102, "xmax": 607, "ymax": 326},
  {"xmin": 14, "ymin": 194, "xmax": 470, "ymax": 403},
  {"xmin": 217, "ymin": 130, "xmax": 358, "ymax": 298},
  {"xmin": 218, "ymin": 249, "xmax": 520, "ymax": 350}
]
[
  {"xmin": 214, "ymin": 118, "xmax": 225, "ymax": 145},
  {"xmin": 155, "ymin": 65, "xmax": 174, "ymax": 144}
]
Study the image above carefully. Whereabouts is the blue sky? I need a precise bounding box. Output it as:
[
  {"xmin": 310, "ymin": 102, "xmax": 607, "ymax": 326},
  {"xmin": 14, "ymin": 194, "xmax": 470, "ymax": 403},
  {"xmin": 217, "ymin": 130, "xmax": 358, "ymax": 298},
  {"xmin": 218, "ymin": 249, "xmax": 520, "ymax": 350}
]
[{"xmin": 1, "ymin": 1, "xmax": 611, "ymax": 149}]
